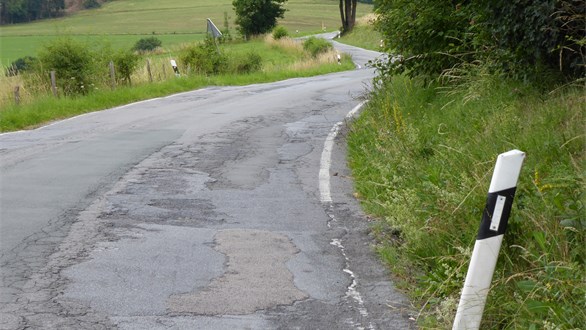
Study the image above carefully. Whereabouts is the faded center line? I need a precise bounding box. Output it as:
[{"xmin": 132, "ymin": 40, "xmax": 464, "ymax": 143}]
[{"xmin": 168, "ymin": 229, "xmax": 308, "ymax": 315}]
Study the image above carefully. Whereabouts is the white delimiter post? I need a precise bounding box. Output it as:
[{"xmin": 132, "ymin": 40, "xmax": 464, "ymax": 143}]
[{"xmin": 453, "ymin": 149, "xmax": 525, "ymax": 330}]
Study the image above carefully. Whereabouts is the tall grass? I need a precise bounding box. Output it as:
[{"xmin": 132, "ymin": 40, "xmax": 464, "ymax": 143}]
[{"xmin": 347, "ymin": 73, "xmax": 585, "ymax": 328}]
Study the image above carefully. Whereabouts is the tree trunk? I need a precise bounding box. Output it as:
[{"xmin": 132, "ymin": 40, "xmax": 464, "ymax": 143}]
[
  {"xmin": 339, "ymin": 0, "xmax": 357, "ymax": 33},
  {"xmin": 349, "ymin": 0, "xmax": 357, "ymax": 31},
  {"xmin": 339, "ymin": 0, "xmax": 346, "ymax": 31}
]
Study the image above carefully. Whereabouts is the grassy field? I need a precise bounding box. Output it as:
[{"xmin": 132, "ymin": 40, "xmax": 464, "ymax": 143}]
[{"xmin": 0, "ymin": 0, "xmax": 373, "ymax": 65}]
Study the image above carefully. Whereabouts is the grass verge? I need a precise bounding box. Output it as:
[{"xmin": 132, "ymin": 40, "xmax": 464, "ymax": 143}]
[
  {"xmin": 338, "ymin": 14, "xmax": 382, "ymax": 51},
  {"xmin": 0, "ymin": 41, "xmax": 353, "ymax": 132},
  {"xmin": 347, "ymin": 74, "xmax": 585, "ymax": 328}
]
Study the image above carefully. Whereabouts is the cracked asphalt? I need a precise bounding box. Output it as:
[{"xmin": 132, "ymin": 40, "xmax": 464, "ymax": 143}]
[{"xmin": 0, "ymin": 39, "xmax": 415, "ymax": 329}]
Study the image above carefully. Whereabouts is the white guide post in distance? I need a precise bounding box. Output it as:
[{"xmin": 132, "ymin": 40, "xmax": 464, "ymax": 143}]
[{"xmin": 453, "ymin": 149, "xmax": 525, "ymax": 330}]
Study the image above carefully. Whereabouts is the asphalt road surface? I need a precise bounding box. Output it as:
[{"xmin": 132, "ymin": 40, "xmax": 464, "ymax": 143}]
[{"xmin": 0, "ymin": 38, "xmax": 414, "ymax": 329}]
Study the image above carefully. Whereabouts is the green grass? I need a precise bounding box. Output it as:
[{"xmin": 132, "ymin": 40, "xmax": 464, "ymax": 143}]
[
  {"xmin": 339, "ymin": 24, "xmax": 382, "ymax": 51},
  {"xmin": 348, "ymin": 73, "xmax": 585, "ymax": 328},
  {"xmin": 0, "ymin": 38, "xmax": 354, "ymax": 132},
  {"xmin": 0, "ymin": 0, "xmax": 374, "ymax": 65}
]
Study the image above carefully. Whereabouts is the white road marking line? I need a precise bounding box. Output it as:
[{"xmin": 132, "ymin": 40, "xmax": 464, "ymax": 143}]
[{"xmin": 319, "ymin": 101, "xmax": 366, "ymax": 203}]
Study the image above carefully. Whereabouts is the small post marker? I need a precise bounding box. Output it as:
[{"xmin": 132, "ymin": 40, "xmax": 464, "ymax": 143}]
[
  {"xmin": 146, "ymin": 59, "xmax": 153, "ymax": 83},
  {"xmin": 453, "ymin": 149, "xmax": 525, "ymax": 330},
  {"xmin": 109, "ymin": 61, "xmax": 116, "ymax": 90},
  {"xmin": 50, "ymin": 71, "xmax": 58, "ymax": 97},
  {"xmin": 14, "ymin": 86, "xmax": 20, "ymax": 105},
  {"xmin": 170, "ymin": 60, "xmax": 180, "ymax": 76}
]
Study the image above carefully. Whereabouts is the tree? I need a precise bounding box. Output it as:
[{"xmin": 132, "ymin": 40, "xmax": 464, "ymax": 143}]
[
  {"xmin": 339, "ymin": 0, "xmax": 357, "ymax": 34},
  {"xmin": 232, "ymin": 0, "xmax": 287, "ymax": 39}
]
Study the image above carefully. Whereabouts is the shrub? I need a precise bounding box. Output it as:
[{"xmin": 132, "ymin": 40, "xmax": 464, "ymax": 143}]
[
  {"xmin": 374, "ymin": 0, "xmax": 476, "ymax": 80},
  {"xmin": 303, "ymin": 37, "xmax": 333, "ymax": 57},
  {"xmin": 132, "ymin": 37, "xmax": 162, "ymax": 53},
  {"xmin": 38, "ymin": 38, "xmax": 94, "ymax": 95},
  {"xmin": 233, "ymin": 52, "xmax": 263, "ymax": 74},
  {"xmin": 83, "ymin": 0, "xmax": 101, "ymax": 9},
  {"xmin": 374, "ymin": 0, "xmax": 585, "ymax": 82},
  {"xmin": 272, "ymin": 26, "xmax": 289, "ymax": 40},
  {"xmin": 5, "ymin": 56, "xmax": 37, "ymax": 76},
  {"xmin": 112, "ymin": 49, "xmax": 139, "ymax": 85},
  {"xmin": 180, "ymin": 38, "xmax": 228, "ymax": 75}
]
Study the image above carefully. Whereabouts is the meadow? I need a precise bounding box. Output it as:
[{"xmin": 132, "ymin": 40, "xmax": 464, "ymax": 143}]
[{"xmin": 0, "ymin": 0, "xmax": 373, "ymax": 65}]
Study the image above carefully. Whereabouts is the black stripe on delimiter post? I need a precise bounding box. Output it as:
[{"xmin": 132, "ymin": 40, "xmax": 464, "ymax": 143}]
[{"xmin": 477, "ymin": 187, "xmax": 517, "ymax": 240}]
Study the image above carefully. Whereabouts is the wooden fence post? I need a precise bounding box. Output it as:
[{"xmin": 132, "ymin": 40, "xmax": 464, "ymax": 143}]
[
  {"xmin": 50, "ymin": 71, "xmax": 57, "ymax": 97},
  {"xmin": 109, "ymin": 61, "xmax": 116, "ymax": 90},
  {"xmin": 162, "ymin": 63, "xmax": 167, "ymax": 80},
  {"xmin": 14, "ymin": 86, "xmax": 20, "ymax": 105},
  {"xmin": 146, "ymin": 59, "xmax": 153, "ymax": 83}
]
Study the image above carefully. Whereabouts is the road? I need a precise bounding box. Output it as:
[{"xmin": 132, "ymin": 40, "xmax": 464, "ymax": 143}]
[{"xmin": 0, "ymin": 39, "xmax": 414, "ymax": 329}]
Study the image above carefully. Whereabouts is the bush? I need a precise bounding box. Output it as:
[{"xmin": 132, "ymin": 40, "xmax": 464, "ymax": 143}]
[
  {"xmin": 272, "ymin": 26, "xmax": 289, "ymax": 40},
  {"xmin": 5, "ymin": 56, "xmax": 37, "ymax": 77},
  {"xmin": 83, "ymin": 0, "xmax": 101, "ymax": 9},
  {"xmin": 374, "ymin": 0, "xmax": 476, "ymax": 80},
  {"xmin": 180, "ymin": 38, "xmax": 227, "ymax": 75},
  {"xmin": 112, "ymin": 49, "xmax": 139, "ymax": 85},
  {"xmin": 374, "ymin": 0, "xmax": 585, "ymax": 82},
  {"xmin": 233, "ymin": 52, "xmax": 263, "ymax": 74},
  {"xmin": 132, "ymin": 37, "xmax": 162, "ymax": 53},
  {"xmin": 38, "ymin": 38, "xmax": 94, "ymax": 95},
  {"xmin": 303, "ymin": 37, "xmax": 333, "ymax": 57}
]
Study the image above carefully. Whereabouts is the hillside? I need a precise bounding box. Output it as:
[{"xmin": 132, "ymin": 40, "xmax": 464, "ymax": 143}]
[{"xmin": 0, "ymin": 0, "xmax": 373, "ymax": 65}]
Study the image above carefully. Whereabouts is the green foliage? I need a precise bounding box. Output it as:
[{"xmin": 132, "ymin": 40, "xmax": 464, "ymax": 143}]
[
  {"xmin": 180, "ymin": 37, "xmax": 264, "ymax": 75},
  {"xmin": 83, "ymin": 0, "xmax": 101, "ymax": 9},
  {"xmin": 233, "ymin": 52, "xmax": 263, "ymax": 74},
  {"xmin": 374, "ymin": 0, "xmax": 476, "ymax": 79},
  {"xmin": 374, "ymin": 0, "xmax": 585, "ymax": 82},
  {"xmin": 272, "ymin": 26, "xmax": 289, "ymax": 40},
  {"xmin": 478, "ymin": 0, "xmax": 585, "ymax": 81},
  {"xmin": 180, "ymin": 38, "xmax": 228, "ymax": 75},
  {"xmin": 37, "ymin": 38, "xmax": 94, "ymax": 95},
  {"xmin": 132, "ymin": 37, "xmax": 162, "ymax": 53},
  {"xmin": 348, "ymin": 75, "xmax": 585, "ymax": 328},
  {"xmin": 5, "ymin": 56, "xmax": 37, "ymax": 76},
  {"xmin": 232, "ymin": 0, "xmax": 287, "ymax": 38},
  {"xmin": 112, "ymin": 49, "xmax": 139, "ymax": 85},
  {"xmin": 1, "ymin": 0, "xmax": 65, "ymax": 24},
  {"xmin": 302, "ymin": 37, "xmax": 332, "ymax": 57}
]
